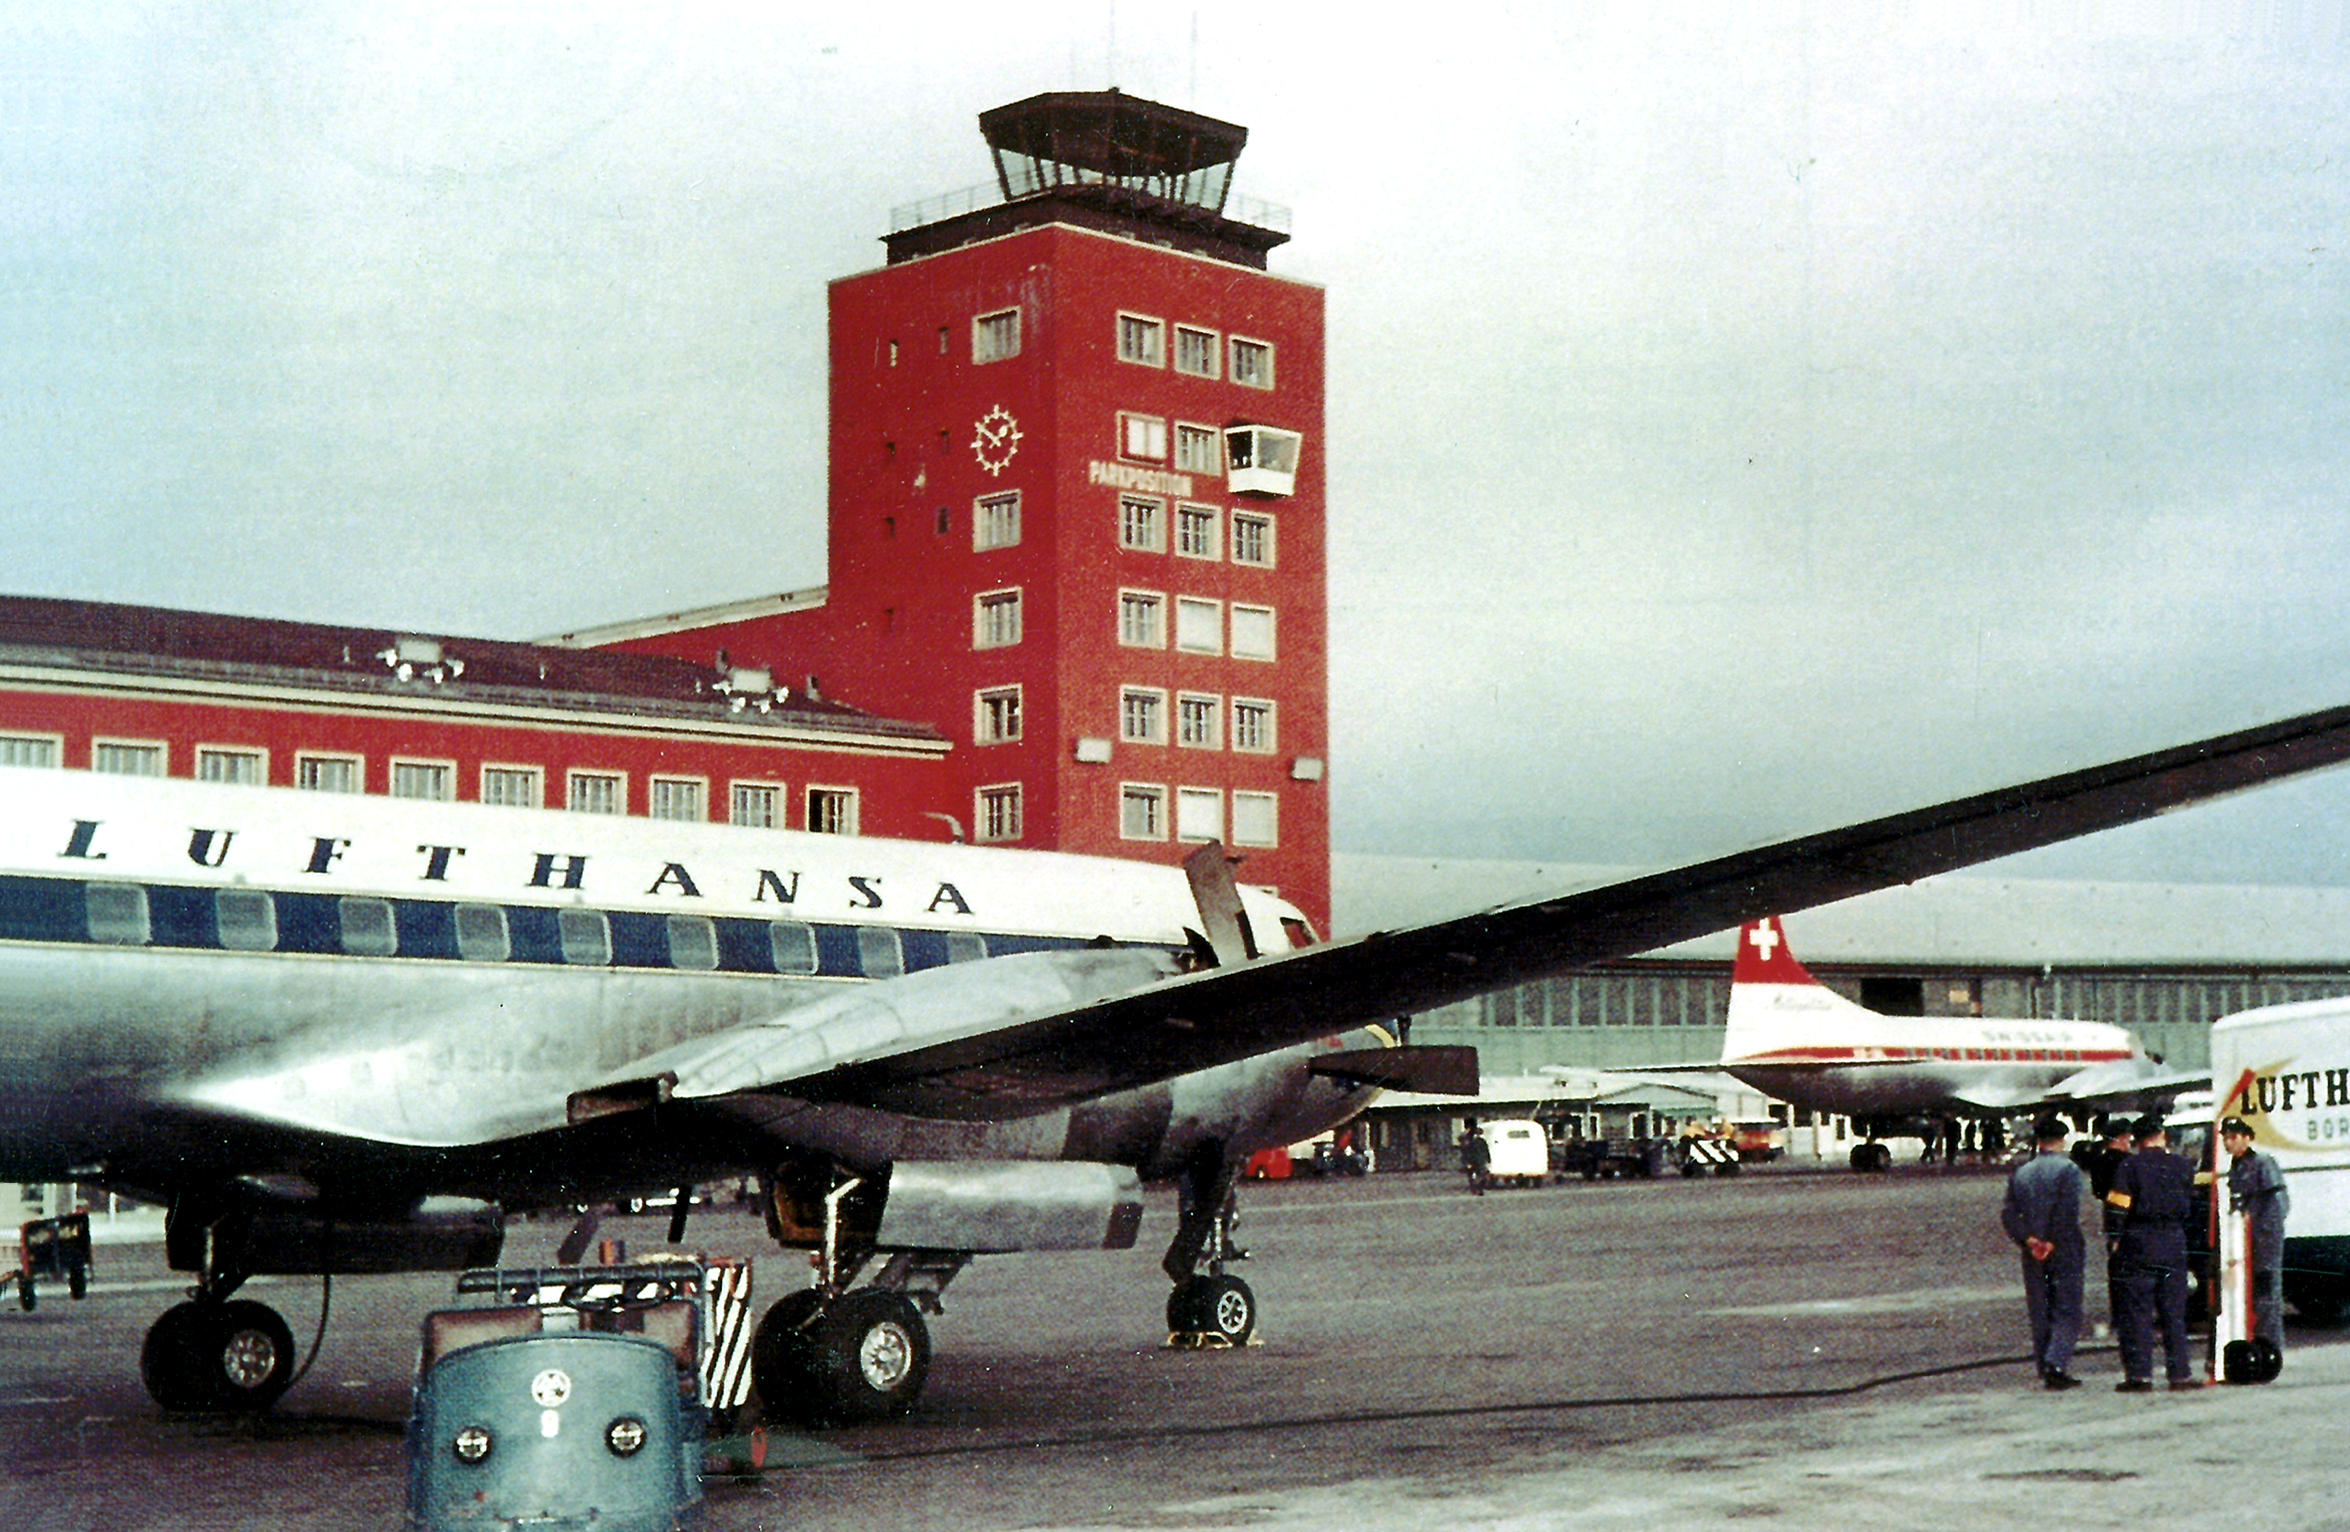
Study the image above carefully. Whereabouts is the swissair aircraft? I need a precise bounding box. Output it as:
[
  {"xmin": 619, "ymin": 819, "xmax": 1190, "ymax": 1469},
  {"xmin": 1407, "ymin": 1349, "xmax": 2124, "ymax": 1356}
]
[
  {"xmin": 5, "ymin": 700, "xmax": 2349, "ymax": 1423},
  {"xmin": 1689, "ymin": 916, "xmax": 2206, "ymax": 1169}
]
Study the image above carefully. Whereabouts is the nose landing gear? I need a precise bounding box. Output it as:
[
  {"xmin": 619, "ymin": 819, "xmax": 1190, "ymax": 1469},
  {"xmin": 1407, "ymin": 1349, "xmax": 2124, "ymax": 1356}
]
[{"xmin": 1164, "ymin": 1150, "xmax": 1256, "ymax": 1347}]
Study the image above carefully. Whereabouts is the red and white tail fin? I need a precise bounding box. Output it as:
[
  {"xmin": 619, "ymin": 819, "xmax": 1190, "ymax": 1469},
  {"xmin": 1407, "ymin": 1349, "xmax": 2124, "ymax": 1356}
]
[
  {"xmin": 1731, "ymin": 917, "xmax": 1822, "ymax": 988},
  {"xmin": 1723, "ymin": 916, "xmax": 1867, "ymax": 1062}
]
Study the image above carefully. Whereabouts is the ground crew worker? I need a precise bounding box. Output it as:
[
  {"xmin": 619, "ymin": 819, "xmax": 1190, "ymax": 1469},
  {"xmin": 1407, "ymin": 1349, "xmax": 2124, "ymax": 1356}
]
[
  {"xmin": 1460, "ymin": 1118, "xmax": 1491, "ymax": 1196},
  {"xmin": 2073, "ymin": 1114, "xmax": 2134, "ymax": 1334},
  {"xmin": 2107, "ymin": 1113, "xmax": 2204, "ymax": 1391},
  {"xmin": 2221, "ymin": 1115, "xmax": 2290, "ymax": 1361},
  {"xmin": 2001, "ymin": 1117, "xmax": 2087, "ymax": 1389}
]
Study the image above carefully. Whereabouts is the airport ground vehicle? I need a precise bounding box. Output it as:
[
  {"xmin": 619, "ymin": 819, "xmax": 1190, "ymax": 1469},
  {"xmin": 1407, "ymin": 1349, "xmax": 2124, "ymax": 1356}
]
[
  {"xmin": 406, "ymin": 1261, "xmax": 754, "ymax": 1532},
  {"xmin": 1728, "ymin": 1121, "xmax": 1786, "ymax": 1162},
  {"xmin": 2210, "ymin": 1002, "xmax": 2350, "ymax": 1322},
  {"xmin": 4, "ymin": 1212, "xmax": 91, "ymax": 1312},
  {"xmin": 1570, "ymin": 1138, "xmax": 1666, "ymax": 1180},
  {"xmin": 1478, "ymin": 1120, "xmax": 1549, "ymax": 1187}
]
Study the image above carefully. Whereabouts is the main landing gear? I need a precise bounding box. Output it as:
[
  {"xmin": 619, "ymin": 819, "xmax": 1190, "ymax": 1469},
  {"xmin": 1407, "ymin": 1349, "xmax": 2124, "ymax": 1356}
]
[
  {"xmin": 748, "ymin": 1172, "xmax": 964, "ymax": 1426},
  {"xmin": 1162, "ymin": 1152, "xmax": 1256, "ymax": 1347},
  {"xmin": 140, "ymin": 1242, "xmax": 299, "ymax": 1415}
]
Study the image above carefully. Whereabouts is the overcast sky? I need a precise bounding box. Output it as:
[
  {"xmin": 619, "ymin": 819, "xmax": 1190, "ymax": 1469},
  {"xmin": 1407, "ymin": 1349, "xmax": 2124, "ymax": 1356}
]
[{"xmin": 9, "ymin": 2, "xmax": 2350, "ymax": 887}]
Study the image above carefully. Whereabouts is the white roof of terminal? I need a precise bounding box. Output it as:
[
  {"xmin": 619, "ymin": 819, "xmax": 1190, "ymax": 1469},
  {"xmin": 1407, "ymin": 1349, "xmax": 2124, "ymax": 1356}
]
[{"xmin": 1333, "ymin": 853, "xmax": 2350, "ymax": 968}]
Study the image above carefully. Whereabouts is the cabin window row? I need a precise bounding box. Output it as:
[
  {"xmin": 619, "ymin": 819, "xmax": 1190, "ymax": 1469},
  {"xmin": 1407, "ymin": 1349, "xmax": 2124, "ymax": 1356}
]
[
  {"xmin": 3, "ymin": 736, "xmax": 862, "ymax": 833},
  {"xmin": 16, "ymin": 876, "xmax": 1076, "ymax": 976}
]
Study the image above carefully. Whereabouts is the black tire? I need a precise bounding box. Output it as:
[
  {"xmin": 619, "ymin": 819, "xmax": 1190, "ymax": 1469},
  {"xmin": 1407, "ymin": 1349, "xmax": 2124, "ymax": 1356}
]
[
  {"xmin": 1716, "ymin": 1161, "xmax": 1741, "ymax": 1177},
  {"xmin": 750, "ymin": 1288, "xmax": 828, "ymax": 1425},
  {"xmin": 142, "ymin": 1302, "xmax": 211, "ymax": 1411},
  {"xmin": 807, "ymin": 1290, "xmax": 929, "ymax": 1424},
  {"xmin": 141, "ymin": 1299, "xmax": 295, "ymax": 1413},
  {"xmin": 16, "ymin": 1277, "xmax": 32, "ymax": 1313},
  {"xmin": 67, "ymin": 1266, "xmax": 86, "ymax": 1301}
]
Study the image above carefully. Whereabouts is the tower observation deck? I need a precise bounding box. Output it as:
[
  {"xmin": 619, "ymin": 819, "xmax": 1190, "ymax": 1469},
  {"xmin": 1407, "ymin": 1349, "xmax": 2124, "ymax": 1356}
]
[{"xmin": 885, "ymin": 90, "xmax": 1290, "ymax": 268}]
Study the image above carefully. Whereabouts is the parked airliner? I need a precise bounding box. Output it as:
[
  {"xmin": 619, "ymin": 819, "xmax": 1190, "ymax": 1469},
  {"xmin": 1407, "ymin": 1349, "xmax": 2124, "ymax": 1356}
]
[
  {"xmin": 2, "ymin": 695, "xmax": 2346, "ymax": 1422},
  {"xmin": 1690, "ymin": 916, "xmax": 2201, "ymax": 1168}
]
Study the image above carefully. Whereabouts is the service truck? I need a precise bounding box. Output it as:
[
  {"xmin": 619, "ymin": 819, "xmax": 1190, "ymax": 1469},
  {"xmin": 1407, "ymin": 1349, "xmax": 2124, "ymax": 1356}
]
[{"xmin": 2211, "ymin": 998, "xmax": 2350, "ymax": 1323}]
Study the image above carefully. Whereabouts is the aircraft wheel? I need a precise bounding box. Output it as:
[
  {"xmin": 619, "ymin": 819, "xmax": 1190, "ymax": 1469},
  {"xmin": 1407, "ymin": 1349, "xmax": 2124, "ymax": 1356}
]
[
  {"xmin": 808, "ymin": 1290, "xmax": 929, "ymax": 1423},
  {"xmin": 142, "ymin": 1299, "xmax": 295, "ymax": 1413},
  {"xmin": 1169, "ymin": 1274, "xmax": 1255, "ymax": 1345},
  {"xmin": 750, "ymin": 1288, "xmax": 827, "ymax": 1424}
]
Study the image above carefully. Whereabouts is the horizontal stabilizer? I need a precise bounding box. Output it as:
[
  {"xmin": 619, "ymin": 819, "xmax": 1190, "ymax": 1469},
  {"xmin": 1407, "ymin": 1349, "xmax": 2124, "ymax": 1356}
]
[{"xmin": 1308, "ymin": 1045, "xmax": 1480, "ymax": 1095}]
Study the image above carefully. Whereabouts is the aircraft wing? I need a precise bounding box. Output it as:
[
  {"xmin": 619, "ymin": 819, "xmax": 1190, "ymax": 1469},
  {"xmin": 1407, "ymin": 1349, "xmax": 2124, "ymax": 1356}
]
[{"xmin": 596, "ymin": 699, "xmax": 2350, "ymax": 1123}]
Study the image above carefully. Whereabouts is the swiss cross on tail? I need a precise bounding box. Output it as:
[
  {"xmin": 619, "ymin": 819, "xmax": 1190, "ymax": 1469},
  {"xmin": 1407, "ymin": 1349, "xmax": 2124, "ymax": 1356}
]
[{"xmin": 1732, "ymin": 917, "xmax": 1822, "ymax": 987}]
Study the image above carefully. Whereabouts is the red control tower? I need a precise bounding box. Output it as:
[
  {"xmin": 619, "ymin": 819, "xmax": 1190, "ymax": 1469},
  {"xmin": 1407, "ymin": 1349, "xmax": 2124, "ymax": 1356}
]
[{"xmin": 587, "ymin": 91, "xmax": 1328, "ymax": 930}]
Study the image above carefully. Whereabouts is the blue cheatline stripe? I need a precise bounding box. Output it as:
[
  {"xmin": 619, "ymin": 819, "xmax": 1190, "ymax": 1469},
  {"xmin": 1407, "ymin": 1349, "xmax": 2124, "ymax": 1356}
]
[{"xmin": 0, "ymin": 872, "xmax": 1142, "ymax": 979}]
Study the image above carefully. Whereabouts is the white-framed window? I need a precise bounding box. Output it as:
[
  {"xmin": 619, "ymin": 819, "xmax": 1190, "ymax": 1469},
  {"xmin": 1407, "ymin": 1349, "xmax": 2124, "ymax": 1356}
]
[
  {"xmin": 807, "ymin": 786, "xmax": 859, "ymax": 835},
  {"xmin": 1177, "ymin": 693, "xmax": 1222, "ymax": 749},
  {"xmin": 481, "ymin": 764, "xmax": 544, "ymax": 808},
  {"xmin": 1119, "ymin": 411, "xmax": 1169, "ymax": 462},
  {"xmin": 1176, "ymin": 786, "xmax": 1224, "ymax": 843},
  {"xmin": 391, "ymin": 759, "xmax": 455, "ymax": 801},
  {"xmin": 0, "ymin": 733, "xmax": 61, "ymax": 768},
  {"xmin": 1175, "ymin": 422, "xmax": 1223, "ymax": 475},
  {"xmin": 1175, "ymin": 596, "xmax": 1223, "ymax": 655},
  {"xmin": 731, "ymin": 781, "xmax": 782, "ymax": 828},
  {"xmin": 1232, "ymin": 698, "xmax": 1277, "ymax": 753},
  {"xmin": 1232, "ymin": 790, "xmax": 1279, "ymax": 848},
  {"xmin": 1231, "ymin": 604, "xmax": 1276, "ymax": 660},
  {"xmin": 976, "ymin": 782, "xmax": 1024, "ymax": 843},
  {"xmin": 1174, "ymin": 324, "xmax": 1220, "ymax": 378},
  {"xmin": 1120, "ymin": 687, "xmax": 1168, "ymax": 745},
  {"xmin": 649, "ymin": 776, "xmax": 707, "ymax": 822},
  {"xmin": 296, "ymin": 752, "xmax": 362, "ymax": 793},
  {"xmin": 568, "ymin": 770, "xmax": 625, "ymax": 815},
  {"xmin": 93, "ymin": 739, "xmax": 166, "ymax": 777},
  {"xmin": 976, "ymin": 685, "xmax": 1023, "ymax": 744},
  {"xmin": 973, "ymin": 307, "xmax": 1020, "ymax": 363},
  {"xmin": 1119, "ymin": 495, "xmax": 1165, "ymax": 552},
  {"xmin": 1176, "ymin": 503, "xmax": 1220, "ymax": 560},
  {"xmin": 1118, "ymin": 589, "xmax": 1167, "ymax": 648},
  {"xmin": 975, "ymin": 490, "xmax": 1020, "ymax": 551},
  {"xmin": 974, "ymin": 588, "xmax": 1023, "ymax": 649},
  {"xmin": 1230, "ymin": 335, "xmax": 1274, "ymax": 389},
  {"xmin": 196, "ymin": 746, "xmax": 265, "ymax": 785},
  {"xmin": 1116, "ymin": 311, "xmax": 1165, "ymax": 366},
  {"xmin": 1230, "ymin": 511, "xmax": 1275, "ymax": 567},
  {"xmin": 1120, "ymin": 782, "xmax": 1167, "ymax": 840}
]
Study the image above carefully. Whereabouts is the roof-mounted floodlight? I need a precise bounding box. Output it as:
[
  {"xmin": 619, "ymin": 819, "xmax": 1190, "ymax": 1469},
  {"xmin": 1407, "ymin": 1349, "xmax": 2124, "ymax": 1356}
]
[{"xmin": 1223, "ymin": 425, "xmax": 1302, "ymax": 497}]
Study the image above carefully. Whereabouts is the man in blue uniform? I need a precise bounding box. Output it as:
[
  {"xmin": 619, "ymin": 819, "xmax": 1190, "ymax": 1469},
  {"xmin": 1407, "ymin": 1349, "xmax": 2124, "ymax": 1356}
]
[
  {"xmin": 2221, "ymin": 1115, "xmax": 2290, "ymax": 1363},
  {"xmin": 2002, "ymin": 1117, "xmax": 2088, "ymax": 1388},
  {"xmin": 2072, "ymin": 1115, "xmax": 2135, "ymax": 1338},
  {"xmin": 2108, "ymin": 1114, "xmax": 2204, "ymax": 1391}
]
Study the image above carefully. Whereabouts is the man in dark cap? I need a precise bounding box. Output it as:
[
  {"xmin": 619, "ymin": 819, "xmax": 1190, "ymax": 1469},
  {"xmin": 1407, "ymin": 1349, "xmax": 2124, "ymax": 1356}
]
[
  {"xmin": 2221, "ymin": 1116, "xmax": 2290, "ymax": 1362},
  {"xmin": 2072, "ymin": 1114, "xmax": 2136, "ymax": 1336},
  {"xmin": 2107, "ymin": 1113, "xmax": 2204, "ymax": 1391},
  {"xmin": 2002, "ymin": 1117, "xmax": 2088, "ymax": 1388}
]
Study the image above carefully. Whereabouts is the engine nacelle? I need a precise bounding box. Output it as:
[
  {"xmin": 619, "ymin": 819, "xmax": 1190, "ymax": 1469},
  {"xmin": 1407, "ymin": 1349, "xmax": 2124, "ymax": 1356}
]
[
  {"xmin": 765, "ymin": 1159, "xmax": 1144, "ymax": 1255},
  {"xmin": 168, "ymin": 1194, "xmax": 505, "ymax": 1276}
]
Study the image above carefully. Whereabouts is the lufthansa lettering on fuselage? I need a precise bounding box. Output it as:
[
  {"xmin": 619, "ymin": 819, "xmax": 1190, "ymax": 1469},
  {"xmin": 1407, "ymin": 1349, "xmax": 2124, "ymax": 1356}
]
[{"xmin": 53, "ymin": 816, "xmax": 980, "ymax": 918}]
